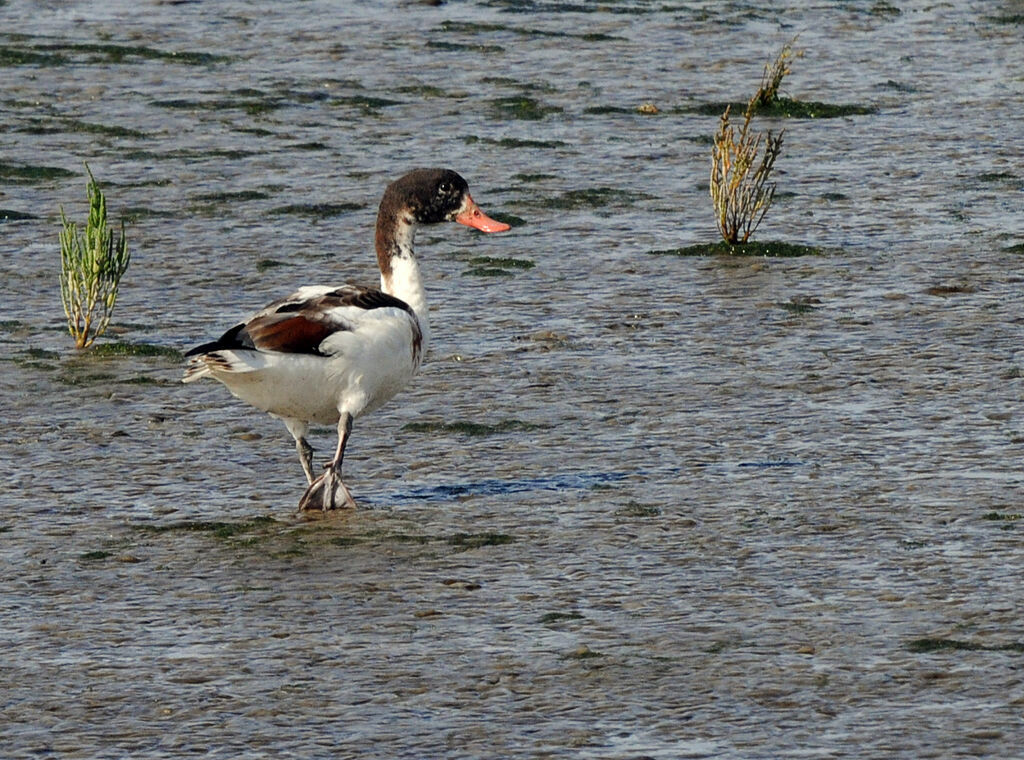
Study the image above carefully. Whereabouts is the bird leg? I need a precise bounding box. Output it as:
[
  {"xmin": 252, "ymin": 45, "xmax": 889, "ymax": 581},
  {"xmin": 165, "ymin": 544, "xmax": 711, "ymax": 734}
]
[
  {"xmin": 297, "ymin": 412, "xmax": 357, "ymax": 511},
  {"xmin": 296, "ymin": 437, "xmax": 316, "ymax": 485},
  {"xmin": 283, "ymin": 418, "xmax": 317, "ymax": 485}
]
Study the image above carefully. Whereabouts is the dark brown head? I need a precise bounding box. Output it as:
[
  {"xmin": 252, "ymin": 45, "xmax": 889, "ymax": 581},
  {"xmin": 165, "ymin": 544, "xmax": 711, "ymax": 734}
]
[
  {"xmin": 375, "ymin": 168, "xmax": 509, "ymax": 278},
  {"xmin": 379, "ymin": 168, "xmax": 510, "ymax": 231}
]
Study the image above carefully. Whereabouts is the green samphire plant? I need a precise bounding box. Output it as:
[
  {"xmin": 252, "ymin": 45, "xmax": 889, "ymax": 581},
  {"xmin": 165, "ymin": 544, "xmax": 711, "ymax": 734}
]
[{"xmin": 59, "ymin": 165, "xmax": 130, "ymax": 349}]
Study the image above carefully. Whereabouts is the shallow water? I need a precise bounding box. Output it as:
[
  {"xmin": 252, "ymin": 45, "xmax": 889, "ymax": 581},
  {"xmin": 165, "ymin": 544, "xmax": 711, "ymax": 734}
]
[{"xmin": 2, "ymin": 1, "xmax": 1024, "ymax": 757}]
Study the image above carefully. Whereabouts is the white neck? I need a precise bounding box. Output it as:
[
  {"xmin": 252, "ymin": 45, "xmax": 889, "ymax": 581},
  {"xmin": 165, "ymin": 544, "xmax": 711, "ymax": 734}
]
[{"xmin": 380, "ymin": 221, "xmax": 431, "ymax": 356}]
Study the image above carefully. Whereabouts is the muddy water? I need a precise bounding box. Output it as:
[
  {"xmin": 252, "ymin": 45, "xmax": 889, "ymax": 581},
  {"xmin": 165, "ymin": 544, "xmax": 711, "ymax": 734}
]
[{"xmin": 2, "ymin": 1, "xmax": 1024, "ymax": 757}]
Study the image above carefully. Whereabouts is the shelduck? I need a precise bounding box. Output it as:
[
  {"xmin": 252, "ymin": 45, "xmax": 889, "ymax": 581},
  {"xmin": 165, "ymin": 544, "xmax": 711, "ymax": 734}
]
[{"xmin": 183, "ymin": 168, "xmax": 510, "ymax": 510}]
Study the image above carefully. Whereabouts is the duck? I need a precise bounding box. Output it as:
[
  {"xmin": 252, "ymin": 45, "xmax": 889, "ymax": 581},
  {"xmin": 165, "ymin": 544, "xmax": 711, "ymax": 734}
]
[{"xmin": 183, "ymin": 168, "xmax": 510, "ymax": 510}]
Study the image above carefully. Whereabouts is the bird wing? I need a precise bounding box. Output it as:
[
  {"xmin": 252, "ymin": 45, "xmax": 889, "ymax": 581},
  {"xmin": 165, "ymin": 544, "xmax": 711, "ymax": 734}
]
[{"xmin": 186, "ymin": 285, "xmax": 416, "ymax": 358}]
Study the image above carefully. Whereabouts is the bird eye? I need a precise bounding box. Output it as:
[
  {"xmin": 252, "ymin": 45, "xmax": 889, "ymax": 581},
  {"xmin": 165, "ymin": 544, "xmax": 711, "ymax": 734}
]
[{"xmin": 438, "ymin": 181, "xmax": 451, "ymax": 196}]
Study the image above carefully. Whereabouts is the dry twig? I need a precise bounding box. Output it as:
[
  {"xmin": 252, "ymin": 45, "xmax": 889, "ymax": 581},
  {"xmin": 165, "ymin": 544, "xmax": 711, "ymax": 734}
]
[{"xmin": 710, "ymin": 98, "xmax": 784, "ymax": 245}]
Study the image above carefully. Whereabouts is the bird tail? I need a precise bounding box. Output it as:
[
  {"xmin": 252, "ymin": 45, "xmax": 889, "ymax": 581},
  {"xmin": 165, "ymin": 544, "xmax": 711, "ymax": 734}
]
[{"xmin": 182, "ymin": 351, "xmax": 258, "ymax": 384}]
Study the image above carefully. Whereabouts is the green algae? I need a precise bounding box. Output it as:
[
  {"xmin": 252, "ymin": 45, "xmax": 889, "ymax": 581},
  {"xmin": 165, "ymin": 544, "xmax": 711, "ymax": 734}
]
[
  {"xmin": 449, "ymin": 532, "xmax": 515, "ymax": 550},
  {"xmin": 615, "ymin": 502, "xmax": 662, "ymax": 518},
  {"xmin": 463, "ymin": 253, "xmax": 534, "ymax": 277},
  {"xmin": 12, "ymin": 350, "xmax": 59, "ymax": 371},
  {"xmin": 680, "ymin": 97, "xmax": 877, "ymax": 119},
  {"xmin": 464, "ymin": 267, "xmax": 514, "ymax": 277},
  {"xmin": 427, "ymin": 40, "xmax": 504, "ymax": 54},
  {"xmin": 152, "ymin": 97, "xmax": 282, "ymax": 116},
  {"xmin": 79, "ymin": 550, "xmax": 114, "ymax": 561},
  {"xmin": 137, "ymin": 515, "xmax": 278, "ymax": 540},
  {"xmin": 269, "ymin": 202, "xmax": 363, "ymax": 218},
  {"xmin": 330, "ymin": 95, "xmax": 403, "ymax": 113},
  {"xmin": 539, "ymin": 611, "xmax": 584, "ymax": 624},
  {"xmin": 480, "ymin": 76, "xmax": 556, "ymax": 93},
  {"xmin": 468, "ymin": 256, "xmax": 534, "ymax": 269},
  {"xmin": 776, "ymin": 296, "xmax": 821, "ymax": 314},
  {"xmin": 542, "ymin": 187, "xmax": 652, "ymax": 210},
  {"xmin": 18, "ymin": 118, "xmax": 149, "ymax": 139},
  {"xmin": 484, "ymin": 0, "xmax": 652, "ymax": 13},
  {"xmin": 908, "ymin": 638, "xmax": 1024, "ymax": 653},
  {"xmin": 291, "ymin": 141, "xmax": 330, "ymax": 152},
  {"xmin": 464, "ymin": 135, "xmax": 567, "ymax": 149},
  {"xmin": 38, "ymin": 42, "xmax": 228, "ymax": 65},
  {"xmin": 0, "ymin": 162, "xmax": 75, "ymax": 183},
  {"xmin": 23, "ymin": 348, "xmax": 61, "ymax": 361},
  {"xmin": 0, "ymin": 209, "xmax": 35, "ymax": 222},
  {"xmin": 119, "ymin": 206, "xmax": 178, "ymax": 222},
  {"xmin": 88, "ymin": 341, "xmax": 182, "ymax": 359},
  {"xmin": 583, "ymin": 104, "xmax": 662, "ymax": 115},
  {"xmin": 121, "ymin": 147, "xmax": 258, "ymax": 162},
  {"xmin": 976, "ymin": 172, "xmax": 1021, "ymax": 190},
  {"xmin": 489, "ymin": 96, "xmax": 562, "ymax": 121},
  {"xmin": 513, "ymin": 173, "xmax": 556, "ymax": 182},
  {"xmin": 330, "ymin": 531, "xmax": 514, "ymax": 551},
  {"xmin": 256, "ymin": 259, "xmax": 290, "ymax": 273},
  {"xmin": 395, "ymin": 83, "xmax": 457, "ymax": 98},
  {"xmin": 1, "ymin": 41, "xmax": 227, "ymax": 66},
  {"xmin": 870, "ymin": 1, "xmax": 901, "ymax": 17},
  {"xmin": 50, "ymin": 341, "xmax": 181, "ymax": 385},
  {"xmin": 439, "ymin": 20, "xmax": 620, "ymax": 41},
  {"xmin": 191, "ymin": 190, "xmax": 272, "ymax": 204},
  {"xmin": 650, "ymin": 241, "xmax": 824, "ymax": 257},
  {"xmin": 0, "ymin": 45, "xmax": 67, "ymax": 66},
  {"xmin": 402, "ymin": 419, "xmax": 547, "ymax": 436}
]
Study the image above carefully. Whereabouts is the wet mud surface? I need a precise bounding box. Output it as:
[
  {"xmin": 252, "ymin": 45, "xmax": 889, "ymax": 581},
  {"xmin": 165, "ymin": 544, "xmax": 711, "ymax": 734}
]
[{"xmin": 2, "ymin": 1, "xmax": 1023, "ymax": 757}]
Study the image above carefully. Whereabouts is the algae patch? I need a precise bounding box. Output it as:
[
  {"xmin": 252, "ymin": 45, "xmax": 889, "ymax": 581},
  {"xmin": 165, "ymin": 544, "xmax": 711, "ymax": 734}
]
[
  {"xmin": 402, "ymin": 419, "xmax": 548, "ymax": 436},
  {"xmin": 1, "ymin": 209, "xmax": 35, "ymax": 222},
  {"xmin": 615, "ymin": 502, "xmax": 662, "ymax": 518},
  {"xmin": 329, "ymin": 531, "xmax": 515, "ymax": 552},
  {"xmin": 538, "ymin": 187, "xmax": 652, "ymax": 210},
  {"xmin": 539, "ymin": 611, "xmax": 585, "ymax": 624},
  {"xmin": 981, "ymin": 511, "xmax": 1022, "ymax": 522},
  {"xmin": 79, "ymin": 550, "xmax": 115, "ymax": 562},
  {"xmin": 680, "ymin": 98, "xmax": 876, "ymax": 119},
  {"xmin": 489, "ymin": 96, "xmax": 562, "ymax": 121},
  {"xmin": 463, "ymin": 255, "xmax": 534, "ymax": 277},
  {"xmin": 449, "ymin": 532, "xmax": 515, "ymax": 550},
  {"xmin": 438, "ymin": 20, "xmax": 620, "ymax": 42},
  {"xmin": 908, "ymin": 638, "xmax": 1024, "ymax": 653},
  {"xmin": 427, "ymin": 40, "xmax": 504, "ymax": 54},
  {"xmin": 0, "ymin": 162, "xmax": 76, "ymax": 183},
  {"xmin": 18, "ymin": 118, "xmax": 149, "ymax": 139},
  {"xmin": 464, "ymin": 135, "xmax": 567, "ymax": 150},
  {"xmin": 269, "ymin": 202, "xmax": 364, "ymax": 218},
  {"xmin": 650, "ymin": 241, "xmax": 824, "ymax": 257},
  {"xmin": 89, "ymin": 341, "xmax": 182, "ymax": 359},
  {"xmin": 136, "ymin": 515, "xmax": 279, "ymax": 541}
]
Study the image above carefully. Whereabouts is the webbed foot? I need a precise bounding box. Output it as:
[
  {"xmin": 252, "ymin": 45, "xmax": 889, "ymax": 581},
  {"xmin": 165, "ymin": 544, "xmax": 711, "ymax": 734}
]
[{"xmin": 297, "ymin": 467, "xmax": 357, "ymax": 511}]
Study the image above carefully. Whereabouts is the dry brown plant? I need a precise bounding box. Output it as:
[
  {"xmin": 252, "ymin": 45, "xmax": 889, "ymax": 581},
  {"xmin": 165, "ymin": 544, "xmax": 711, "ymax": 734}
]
[
  {"xmin": 755, "ymin": 37, "xmax": 801, "ymax": 107},
  {"xmin": 710, "ymin": 97, "xmax": 784, "ymax": 245}
]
